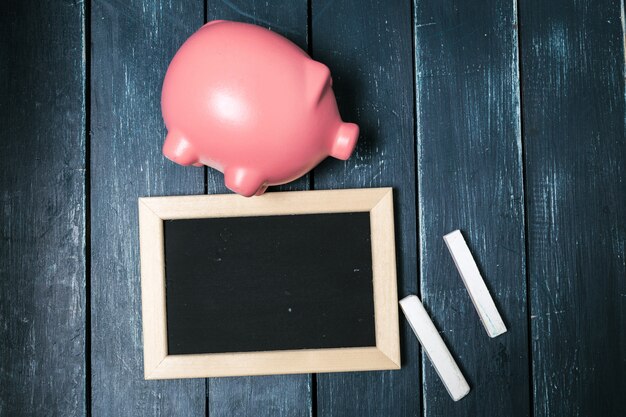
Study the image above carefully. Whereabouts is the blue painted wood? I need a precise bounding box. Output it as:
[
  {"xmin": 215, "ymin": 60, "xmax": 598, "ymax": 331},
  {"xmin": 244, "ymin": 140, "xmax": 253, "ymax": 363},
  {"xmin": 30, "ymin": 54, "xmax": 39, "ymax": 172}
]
[
  {"xmin": 519, "ymin": 0, "xmax": 626, "ymax": 415},
  {"xmin": 0, "ymin": 1, "xmax": 86, "ymax": 415},
  {"xmin": 414, "ymin": 1, "xmax": 530, "ymax": 415},
  {"xmin": 4, "ymin": 0, "xmax": 625, "ymax": 415},
  {"xmin": 205, "ymin": 1, "xmax": 312, "ymax": 416},
  {"xmin": 90, "ymin": 1, "xmax": 205, "ymax": 415},
  {"xmin": 312, "ymin": 0, "xmax": 421, "ymax": 415}
]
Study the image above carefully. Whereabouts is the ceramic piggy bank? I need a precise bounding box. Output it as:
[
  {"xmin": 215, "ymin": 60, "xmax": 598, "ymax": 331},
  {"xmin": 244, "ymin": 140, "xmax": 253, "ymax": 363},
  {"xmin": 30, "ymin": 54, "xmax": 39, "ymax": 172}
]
[{"xmin": 161, "ymin": 20, "xmax": 359, "ymax": 196}]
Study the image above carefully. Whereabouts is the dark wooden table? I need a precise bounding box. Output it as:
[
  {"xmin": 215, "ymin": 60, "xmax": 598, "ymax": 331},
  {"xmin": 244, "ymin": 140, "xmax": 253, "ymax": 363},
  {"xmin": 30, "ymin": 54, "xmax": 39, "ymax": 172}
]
[{"xmin": 1, "ymin": 0, "xmax": 624, "ymax": 416}]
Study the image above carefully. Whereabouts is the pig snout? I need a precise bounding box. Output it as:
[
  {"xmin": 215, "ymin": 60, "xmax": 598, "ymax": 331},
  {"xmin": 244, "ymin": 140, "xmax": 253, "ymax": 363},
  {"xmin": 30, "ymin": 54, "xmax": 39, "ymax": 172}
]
[{"xmin": 330, "ymin": 122, "xmax": 359, "ymax": 160}]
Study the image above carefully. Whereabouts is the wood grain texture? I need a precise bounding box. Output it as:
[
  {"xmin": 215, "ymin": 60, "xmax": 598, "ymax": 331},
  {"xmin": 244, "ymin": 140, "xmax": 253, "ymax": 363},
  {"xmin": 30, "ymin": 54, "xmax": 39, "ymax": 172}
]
[
  {"xmin": 138, "ymin": 188, "xmax": 392, "ymax": 218},
  {"xmin": 312, "ymin": 0, "xmax": 421, "ymax": 415},
  {"xmin": 205, "ymin": 1, "xmax": 312, "ymax": 416},
  {"xmin": 414, "ymin": 0, "xmax": 530, "ymax": 415},
  {"xmin": 519, "ymin": 0, "xmax": 626, "ymax": 415},
  {"xmin": 209, "ymin": 376, "xmax": 310, "ymax": 417},
  {"xmin": 90, "ymin": 0, "xmax": 205, "ymax": 415},
  {"xmin": 4, "ymin": 1, "xmax": 624, "ymax": 415},
  {"xmin": 0, "ymin": 1, "xmax": 86, "ymax": 415}
]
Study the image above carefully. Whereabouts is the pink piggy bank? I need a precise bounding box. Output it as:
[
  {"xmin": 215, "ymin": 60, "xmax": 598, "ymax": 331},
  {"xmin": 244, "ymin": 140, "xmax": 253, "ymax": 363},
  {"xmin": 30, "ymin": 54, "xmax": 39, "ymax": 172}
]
[{"xmin": 161, "ymin": 20, "xmax": 359, "ymax": 197}]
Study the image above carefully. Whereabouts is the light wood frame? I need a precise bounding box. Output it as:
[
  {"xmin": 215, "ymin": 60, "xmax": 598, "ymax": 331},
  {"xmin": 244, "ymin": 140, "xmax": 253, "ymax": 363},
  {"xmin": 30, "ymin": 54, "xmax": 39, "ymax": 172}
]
[{"xmin": 138, "ymin": 187, "xmax": 400, "ymax": 379}]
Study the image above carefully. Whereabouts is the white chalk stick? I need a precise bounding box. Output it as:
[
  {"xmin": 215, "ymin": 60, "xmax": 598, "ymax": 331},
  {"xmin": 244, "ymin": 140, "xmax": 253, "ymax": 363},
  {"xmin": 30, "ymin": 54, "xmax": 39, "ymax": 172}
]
[
  {"xmin": 399, "ymin": 295, "xmax": 470, "ymax": 401},
  {"xmin": 443, "ymin": 230, "xmax": 507, "ymax": 338}
]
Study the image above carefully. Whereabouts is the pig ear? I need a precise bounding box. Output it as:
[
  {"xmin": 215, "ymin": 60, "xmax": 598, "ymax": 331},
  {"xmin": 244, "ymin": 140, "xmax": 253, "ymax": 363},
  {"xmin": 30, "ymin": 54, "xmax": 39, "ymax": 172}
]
[
  {"xmin": 306, "ymin": 59, "xmax": 332, "ymax": 106},
  {"xmin": 163, "ymin": 130, "xmax": 198, "ymax": 166}
]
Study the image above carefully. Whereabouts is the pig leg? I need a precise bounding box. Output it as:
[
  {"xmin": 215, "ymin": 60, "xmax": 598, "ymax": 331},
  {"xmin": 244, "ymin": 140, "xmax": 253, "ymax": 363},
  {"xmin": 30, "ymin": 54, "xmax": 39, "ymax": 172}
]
[
  {"xmin": 330, "ymin": 122, "xmax": 359, "ymax": 160},
  {"xmin": 162, "ymin": 130, "xmax": 199, "ymax": 166},
  {"xmin": 224, "ymin": 166, "xmax": 266, "ymax": 197}
]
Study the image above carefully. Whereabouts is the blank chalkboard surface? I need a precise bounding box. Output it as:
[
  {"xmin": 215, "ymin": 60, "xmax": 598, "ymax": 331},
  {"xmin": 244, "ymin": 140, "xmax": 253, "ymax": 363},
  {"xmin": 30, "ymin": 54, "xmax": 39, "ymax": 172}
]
[
  {"xmin": 164, "ymin": 212, "xmax": 376, "ymax": 355},
  {"xmin": 138, "ymin": 188, "xmax": 400, "ymax": 379}
]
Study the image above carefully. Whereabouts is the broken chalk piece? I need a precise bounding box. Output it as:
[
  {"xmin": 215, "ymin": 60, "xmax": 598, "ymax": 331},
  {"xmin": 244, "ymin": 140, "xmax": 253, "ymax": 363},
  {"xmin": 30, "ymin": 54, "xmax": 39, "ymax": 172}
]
[
  {"xmin": 399, "ymin": 295, "xmax": 470, "ymax": 402},
  {"xmin": 443, "ymin": 230, "xmax": 507, "ymax": 338}
]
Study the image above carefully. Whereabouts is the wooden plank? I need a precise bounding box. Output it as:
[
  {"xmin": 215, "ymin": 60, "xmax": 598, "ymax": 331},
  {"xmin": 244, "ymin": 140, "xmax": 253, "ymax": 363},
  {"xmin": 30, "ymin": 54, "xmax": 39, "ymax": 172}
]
[
  {"xmin": 0, "ymin": 1, "xmax": 86, "ymax": 415},
  {"xmin": 205, "ymin": 1, "xmax": 312, "ymax": 416},
  {"xmin": 137, "ymin": 188, "xmax": 391, "ymax": 219},
  {"xmin": 519, "ymin": 0, "xmax": 626, "ymax": 415},
  {"xmin": 312, "ymin": 0, "xmax": 421, "ymax": 415},
  {"xmin": 209, "ymin": 376, "xmax": 311, "ymax": 417},
  {"xmin": 414, "ymin": 0, "xmax": 530, "ymax": 415},
  {"xmin": 90, "ymin": 0, "xmax": 205, "ymax": 415}
]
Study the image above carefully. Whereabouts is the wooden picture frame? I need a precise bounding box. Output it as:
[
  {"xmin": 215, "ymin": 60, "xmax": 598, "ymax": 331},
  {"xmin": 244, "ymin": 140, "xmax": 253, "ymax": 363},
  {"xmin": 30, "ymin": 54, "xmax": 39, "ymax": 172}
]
[{"xmin": 138, "ymin": 188, "xmax": 400, "ymax": 379}]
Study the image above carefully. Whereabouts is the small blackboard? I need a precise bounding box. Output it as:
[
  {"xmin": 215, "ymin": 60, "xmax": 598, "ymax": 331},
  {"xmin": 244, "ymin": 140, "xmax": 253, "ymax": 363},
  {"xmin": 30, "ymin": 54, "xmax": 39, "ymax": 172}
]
[
  {"xmin": 164, "ymin": 212, "xmax": 376, "ymax": 355},
  {"xmin": 139, "ymin": 188, "xmax": 399, "ymax": 379}
]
